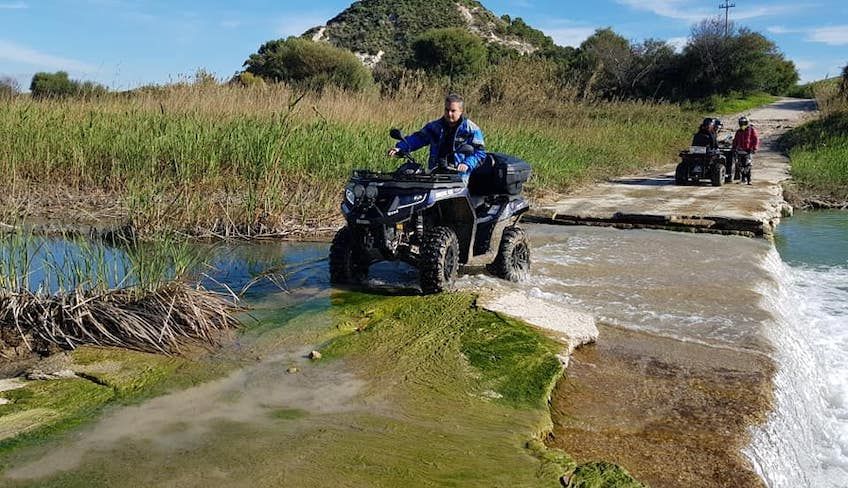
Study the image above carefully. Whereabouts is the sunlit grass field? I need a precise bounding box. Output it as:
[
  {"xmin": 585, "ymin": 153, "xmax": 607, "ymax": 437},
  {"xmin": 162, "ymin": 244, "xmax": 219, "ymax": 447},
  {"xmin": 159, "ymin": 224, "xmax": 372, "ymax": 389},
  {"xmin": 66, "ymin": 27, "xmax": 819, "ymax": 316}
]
[
  {"xmin": 0, "ymin": 84, "xmax": 700, "ymax": 235},
  {"xmin": 782, "ymin": 84, "xmax": 848, "ymax": 202}
]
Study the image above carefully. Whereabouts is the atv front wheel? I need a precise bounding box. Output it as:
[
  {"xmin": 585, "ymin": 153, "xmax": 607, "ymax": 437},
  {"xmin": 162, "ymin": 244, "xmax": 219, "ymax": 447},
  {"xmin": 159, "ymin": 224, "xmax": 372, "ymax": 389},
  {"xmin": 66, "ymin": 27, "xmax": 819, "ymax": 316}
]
[
  {"xmin": 711, "ymin": 164, "xmax": 725, "ymax": 187},
  {"xmin": 419, "ymin": 226, "xmax": 460, "ymax": 294},
  {"xmin": 488, "ymin": 227, "xmax": 530, "ymax": 282},
  {"xmin": 329, "ymin": 226, "xmax": 369, "ymax": 285}
]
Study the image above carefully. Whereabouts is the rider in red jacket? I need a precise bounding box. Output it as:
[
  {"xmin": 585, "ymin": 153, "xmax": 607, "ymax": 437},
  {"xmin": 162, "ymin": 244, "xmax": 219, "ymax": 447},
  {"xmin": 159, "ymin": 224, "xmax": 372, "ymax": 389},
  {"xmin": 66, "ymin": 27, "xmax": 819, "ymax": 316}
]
[
  {"xmin": 732, "ymin": 116, "xmax": 759, "ymax": 153},
  {"xmin": 732, "ymin": 116, "xmax": 759, "ymax": 184}
]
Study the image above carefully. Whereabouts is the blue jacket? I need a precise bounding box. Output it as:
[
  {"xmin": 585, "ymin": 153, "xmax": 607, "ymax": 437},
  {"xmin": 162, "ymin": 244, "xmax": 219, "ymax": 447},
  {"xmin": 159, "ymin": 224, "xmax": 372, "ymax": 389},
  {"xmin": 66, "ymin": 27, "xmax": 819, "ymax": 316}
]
[{"xmin": 395, "ymin": 117, "xmax": 486, "ymax": 173}]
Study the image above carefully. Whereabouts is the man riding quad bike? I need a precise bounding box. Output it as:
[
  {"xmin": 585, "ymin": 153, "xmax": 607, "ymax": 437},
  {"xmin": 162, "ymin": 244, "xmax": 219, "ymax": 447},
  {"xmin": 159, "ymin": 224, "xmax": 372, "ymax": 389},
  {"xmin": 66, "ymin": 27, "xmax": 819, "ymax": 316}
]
[
  {"xmin": 329, "ymin": 130, "xmax": 532, "ymax": 294},
  {"xmin": 675, "ymin": 117, "xmax": 728, "ymax": 186}
]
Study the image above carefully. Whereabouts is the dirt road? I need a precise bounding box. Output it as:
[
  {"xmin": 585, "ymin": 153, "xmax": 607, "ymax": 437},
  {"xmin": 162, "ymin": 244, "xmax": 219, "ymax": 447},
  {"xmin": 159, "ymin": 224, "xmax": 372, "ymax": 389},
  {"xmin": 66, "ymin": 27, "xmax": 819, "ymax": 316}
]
[{"xmin": 528, "ymin": 98, "xmax": 818, "ymax": 236}]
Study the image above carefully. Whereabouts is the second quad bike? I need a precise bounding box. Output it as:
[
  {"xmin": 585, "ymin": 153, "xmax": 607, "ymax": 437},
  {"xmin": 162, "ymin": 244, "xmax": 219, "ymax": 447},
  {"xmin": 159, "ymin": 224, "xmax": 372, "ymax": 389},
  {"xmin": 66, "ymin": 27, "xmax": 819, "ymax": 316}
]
[
  {"xmin": 329, "ymin": 129, "xmax": 532, "ymax": 294},
  {"xmin": 675, "ymin": 146, "xmax": 727, "ymax": 187}
]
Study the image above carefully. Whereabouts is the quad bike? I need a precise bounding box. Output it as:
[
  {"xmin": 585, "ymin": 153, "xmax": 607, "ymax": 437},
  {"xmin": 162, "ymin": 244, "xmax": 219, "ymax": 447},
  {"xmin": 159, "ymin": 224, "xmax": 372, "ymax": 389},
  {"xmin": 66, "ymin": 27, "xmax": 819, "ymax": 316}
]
[
  {"xmin": 675, "ymin": 146, "xmax": 727, "ymax": 187},
  {"xmin": 329, "ymin": 129, "xmax": 532, "ymax": 294},
  {"xmin": 734, "ymin": 150, "xmax": 753, "ymax": 184}
]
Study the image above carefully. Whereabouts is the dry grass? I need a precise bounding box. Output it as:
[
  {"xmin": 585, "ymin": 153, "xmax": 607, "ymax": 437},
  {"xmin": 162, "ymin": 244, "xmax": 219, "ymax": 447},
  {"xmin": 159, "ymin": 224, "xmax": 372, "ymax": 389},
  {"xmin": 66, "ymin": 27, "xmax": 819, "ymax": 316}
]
[
  {"xmin": 0, "ymin": 230, "xmax": 240, "ymax": 357},
  {"xmin": 0, "ymin": 284, "xmax": 239, "ymax": 356}
]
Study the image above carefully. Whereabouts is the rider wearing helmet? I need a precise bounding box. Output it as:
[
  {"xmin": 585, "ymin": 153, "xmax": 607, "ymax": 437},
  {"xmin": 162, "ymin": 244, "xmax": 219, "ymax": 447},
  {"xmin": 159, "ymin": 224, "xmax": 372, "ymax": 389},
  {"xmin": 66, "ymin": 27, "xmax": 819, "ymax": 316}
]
[
  {"xmin": 692, "ymin": 117, "xmax": 718, "ymax": 149},
  {"xmin": 732, "ymin": 116, "xmax": 759, "ymax": 185}
]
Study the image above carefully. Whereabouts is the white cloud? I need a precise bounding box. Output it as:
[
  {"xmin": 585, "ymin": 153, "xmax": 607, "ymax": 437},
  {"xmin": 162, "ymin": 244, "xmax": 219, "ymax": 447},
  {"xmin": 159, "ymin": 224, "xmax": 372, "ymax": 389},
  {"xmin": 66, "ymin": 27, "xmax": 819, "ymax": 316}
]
[
  {"xmin": 616, "ymin": 0, "xmax": 797, "ymax": 23},
  {"xmin": 0, "ymin": 40, "xmax": 96, "ymax": 72},
  {"xmin": 0, "ymin": 2, "xmax": 27, "ymax": 9},
  {"xmin": 543, "ymin": 27, "xmax": 596, "ymax": 47},
  {"xmin": 807, "ymin": 25, "xmax": 848, "ymax": 45},
  {"xmin": 767, "ymin": 25, "xmax": 792, "ymax": 34},
  {"xmin": 667, "ymin": 36, "xmax": 688, "ymax": 52}
]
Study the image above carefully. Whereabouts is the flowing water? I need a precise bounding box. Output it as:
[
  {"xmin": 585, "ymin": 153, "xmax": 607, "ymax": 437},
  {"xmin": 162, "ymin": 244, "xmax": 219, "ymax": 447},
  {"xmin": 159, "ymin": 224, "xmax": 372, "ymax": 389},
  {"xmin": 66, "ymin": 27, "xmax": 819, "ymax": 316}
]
[
  {"xmin": 748, "ymin": 211, "xmax": 848, "ymax": 487},
  {"xmin": 494, "ymin": 215, "xmax": 846, "ymax": 487},
  {"xmin": 2, "ymin": 212, "xmax": 846, "ymax": 486}
]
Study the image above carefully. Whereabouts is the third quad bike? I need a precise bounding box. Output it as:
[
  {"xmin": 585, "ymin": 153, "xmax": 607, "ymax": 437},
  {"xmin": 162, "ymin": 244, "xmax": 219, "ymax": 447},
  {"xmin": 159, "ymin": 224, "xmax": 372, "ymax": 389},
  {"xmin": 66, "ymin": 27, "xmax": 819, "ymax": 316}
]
[
  {"xmin": 675, "ymin": 146, "xmax": 727, "ymax": 187},
  {"xmin": 329, "ymin": 129, "xmax": 532, "ymax": 294}
]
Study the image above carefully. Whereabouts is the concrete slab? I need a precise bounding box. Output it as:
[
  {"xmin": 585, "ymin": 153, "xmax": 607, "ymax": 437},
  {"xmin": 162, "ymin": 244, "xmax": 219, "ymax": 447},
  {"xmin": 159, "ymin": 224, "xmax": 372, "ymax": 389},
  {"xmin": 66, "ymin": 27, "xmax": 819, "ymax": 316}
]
[{"xmin": 528, "ymin": 98, "xmax": 818, "ymax": 237}]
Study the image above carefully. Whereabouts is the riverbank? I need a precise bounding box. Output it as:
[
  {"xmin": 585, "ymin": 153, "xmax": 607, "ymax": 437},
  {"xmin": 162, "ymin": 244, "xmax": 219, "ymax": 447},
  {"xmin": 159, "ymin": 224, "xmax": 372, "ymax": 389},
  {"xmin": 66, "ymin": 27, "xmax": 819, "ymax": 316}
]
[{"xmin": 780, "ymin": 111, "xmax": 848, "ymax": 209}]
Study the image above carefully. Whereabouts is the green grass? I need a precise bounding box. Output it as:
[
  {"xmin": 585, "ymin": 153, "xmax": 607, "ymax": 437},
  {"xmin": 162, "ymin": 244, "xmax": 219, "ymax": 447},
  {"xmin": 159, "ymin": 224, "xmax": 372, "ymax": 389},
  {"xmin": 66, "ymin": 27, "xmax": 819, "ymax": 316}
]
[
  {"xmin": 0, "ymin": 84, "xmax": 700, "ymax": 235},
  {"xmin": 705, "ymin": 92, "xmax": 778, "ymax": 114},
  {"xmin": 785, "ymin": 77, "xmax": 840, "ymax": 99},
  {"xmin": 781, "ymin": 111, "xmax": 848, "ymax": 201}
]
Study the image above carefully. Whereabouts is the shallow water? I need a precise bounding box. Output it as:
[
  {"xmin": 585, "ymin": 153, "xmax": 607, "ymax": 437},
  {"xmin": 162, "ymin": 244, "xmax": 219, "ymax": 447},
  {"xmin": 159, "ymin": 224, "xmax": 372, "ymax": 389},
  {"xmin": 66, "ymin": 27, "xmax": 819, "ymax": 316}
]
[{"xmin": 3, "ymin": 213, "xmax": 846, "ymax": 486}]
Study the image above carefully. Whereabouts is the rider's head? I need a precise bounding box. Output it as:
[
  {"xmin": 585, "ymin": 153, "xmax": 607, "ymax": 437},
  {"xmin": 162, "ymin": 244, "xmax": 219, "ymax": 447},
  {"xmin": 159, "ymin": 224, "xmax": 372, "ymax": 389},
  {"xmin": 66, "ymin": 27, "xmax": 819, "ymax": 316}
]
[
  {"xmin": 738, "ymin": 116, "xmax": 749, "ymax": 129},
  {"xmin": 712, "ymin": 118, "xmax": 723, "ymax": 132},
  {"xmin": 701, "ymin": 117, "xmax": 714, "ymax": 131},
  {"xmin": 444, "ymin": 94, "xmax": 464, "ymax": 127}
]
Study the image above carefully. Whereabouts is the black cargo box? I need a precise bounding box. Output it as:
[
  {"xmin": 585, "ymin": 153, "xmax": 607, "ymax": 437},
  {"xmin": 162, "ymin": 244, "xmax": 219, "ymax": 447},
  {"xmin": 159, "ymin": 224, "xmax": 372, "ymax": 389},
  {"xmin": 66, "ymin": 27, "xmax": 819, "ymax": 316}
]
[{"xmin": 468, "ymin": 153, "xmax": 532, "ymax": 196}]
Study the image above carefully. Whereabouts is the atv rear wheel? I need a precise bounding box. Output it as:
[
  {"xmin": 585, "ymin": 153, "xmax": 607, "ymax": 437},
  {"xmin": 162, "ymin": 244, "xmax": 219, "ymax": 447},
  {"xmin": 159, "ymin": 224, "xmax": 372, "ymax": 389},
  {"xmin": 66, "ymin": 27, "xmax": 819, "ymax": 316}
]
[
  {"xmin": 488, "ymin": 227, "xmax": 530, "ymax": 282},
  {"xmin": 329, "ymin": 226, "xmax": 369, "ymax": 285},
  {"xmin": 419, "ymin": 226, "xmax": 460, "ymax": 294},
  {"xmin": 711, "ymin": 164, "xmax": 725, "ymax": 187},
  {"xmin": 674, "ymin": 162, "xmax": 688, "ymax": 185}
]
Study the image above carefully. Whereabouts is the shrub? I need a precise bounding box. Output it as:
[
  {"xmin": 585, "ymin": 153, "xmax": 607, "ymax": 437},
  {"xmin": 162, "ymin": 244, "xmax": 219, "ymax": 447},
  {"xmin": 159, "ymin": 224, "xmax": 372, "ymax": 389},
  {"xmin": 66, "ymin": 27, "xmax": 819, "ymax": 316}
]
[
  {"xmin": 0, "ymin": 76, "xmax": 20, "ymax": 99},
  {"xmin": 29, "ymin": 71, "xmax": 107, "ymax": 99},
  {"xmin": 244, "ymin": 37, "xmax": 373, "ymax": 92},
  {"xmin": 30, "ymin": 71, "xmax": 77, "ymax": 99},
  {"xmin": 230, "ymin": 71, "xmax": 266, "ymax": 88},
  {"xmin": 411, "ymin": 28, "xmax": 487, "ymax": 79}
]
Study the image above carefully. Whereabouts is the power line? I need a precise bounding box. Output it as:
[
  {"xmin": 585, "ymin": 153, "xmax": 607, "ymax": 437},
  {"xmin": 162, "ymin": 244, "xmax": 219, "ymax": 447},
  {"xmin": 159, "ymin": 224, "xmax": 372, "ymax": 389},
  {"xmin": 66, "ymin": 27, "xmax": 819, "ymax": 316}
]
[{"xmin": 719, "ymin": 1, "xmax": 736, "ymax": 36}]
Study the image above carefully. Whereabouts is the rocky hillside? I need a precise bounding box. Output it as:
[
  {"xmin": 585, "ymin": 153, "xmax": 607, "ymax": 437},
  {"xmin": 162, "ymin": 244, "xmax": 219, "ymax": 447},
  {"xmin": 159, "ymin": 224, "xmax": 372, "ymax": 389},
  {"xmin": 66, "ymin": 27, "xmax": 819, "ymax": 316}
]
[{"xmin": 303, "ymin": 0, "xmax": 555, "ymax": 67}]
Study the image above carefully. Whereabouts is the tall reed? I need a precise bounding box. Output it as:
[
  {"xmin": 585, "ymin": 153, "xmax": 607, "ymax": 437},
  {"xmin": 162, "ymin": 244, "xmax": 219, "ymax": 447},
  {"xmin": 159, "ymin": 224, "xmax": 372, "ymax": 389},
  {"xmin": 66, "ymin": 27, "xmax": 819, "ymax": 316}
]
[{"xmin": 1, "ymin": 83, "xmax": 701, "ymax": 235}]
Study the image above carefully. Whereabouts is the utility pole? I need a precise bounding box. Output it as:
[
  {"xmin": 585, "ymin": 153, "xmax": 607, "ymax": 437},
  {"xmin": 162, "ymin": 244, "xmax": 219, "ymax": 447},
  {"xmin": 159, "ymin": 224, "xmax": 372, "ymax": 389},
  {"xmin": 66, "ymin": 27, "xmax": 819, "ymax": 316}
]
[{"xmin": 719, "ymin": 1, "xmax": 736, "ymax": 36}]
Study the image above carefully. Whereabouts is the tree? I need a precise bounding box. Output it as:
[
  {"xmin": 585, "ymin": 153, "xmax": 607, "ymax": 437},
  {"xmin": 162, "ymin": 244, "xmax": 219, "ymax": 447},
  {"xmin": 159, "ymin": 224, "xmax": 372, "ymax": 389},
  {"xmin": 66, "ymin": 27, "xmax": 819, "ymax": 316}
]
[
  {"xmin": 410, "ymin": 28, "xmax": 487, "ymax": 79},
  {"xmin": 576, "ymin": 28, "xmax": 635, "ymax": 98},
  {"xmin": 0, "ymin": 76, "xmax": 20, "ymax": 99},
  {"xmin": 243, "ymin": 37, "xmax": 373, "ymax": 92},
  {"xmin": 679, "ymin": 18, "xmax": 798, "ymax": 98},
  {"xmin": 29, "ymin": 71, "xmax": 107, "ymax": 99},
  {"xmin": 30, "ymin": 71, "xmax": 77, "ymax": 99},
  {"xmin": 841, "ymin": 63, "xmax": 848, "ymax": 98}
]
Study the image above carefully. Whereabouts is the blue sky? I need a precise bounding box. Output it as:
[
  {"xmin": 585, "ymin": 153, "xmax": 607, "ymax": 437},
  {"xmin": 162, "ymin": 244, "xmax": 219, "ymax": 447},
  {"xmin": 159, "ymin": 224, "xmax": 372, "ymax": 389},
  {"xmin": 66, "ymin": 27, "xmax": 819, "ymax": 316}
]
[{"xmin": 0, "ymin": 0, "xmax": 845, "ymax": 90}]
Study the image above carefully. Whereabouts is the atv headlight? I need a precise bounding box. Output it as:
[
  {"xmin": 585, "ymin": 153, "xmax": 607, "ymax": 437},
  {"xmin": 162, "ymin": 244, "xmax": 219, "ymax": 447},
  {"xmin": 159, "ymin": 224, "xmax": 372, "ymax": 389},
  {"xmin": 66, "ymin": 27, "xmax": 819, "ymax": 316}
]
[
  {"xmin": 365, "ymin": 185, "xmax": 378, "ymax": 199},
  {"xmin": 345, "ymin": 187, "xmax": 355, "ymax": 204},
  {"xmin": 353, "ymin": 184, "xmax": 366, "ymax": 199}
]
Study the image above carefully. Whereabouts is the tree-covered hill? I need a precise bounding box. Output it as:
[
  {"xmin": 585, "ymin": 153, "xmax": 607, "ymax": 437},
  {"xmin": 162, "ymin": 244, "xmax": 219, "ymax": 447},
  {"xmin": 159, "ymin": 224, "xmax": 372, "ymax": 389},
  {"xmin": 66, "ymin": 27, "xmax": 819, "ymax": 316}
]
[{"xmin": 302, "ymin": 0, "xmax": 555, "ymax": 67}]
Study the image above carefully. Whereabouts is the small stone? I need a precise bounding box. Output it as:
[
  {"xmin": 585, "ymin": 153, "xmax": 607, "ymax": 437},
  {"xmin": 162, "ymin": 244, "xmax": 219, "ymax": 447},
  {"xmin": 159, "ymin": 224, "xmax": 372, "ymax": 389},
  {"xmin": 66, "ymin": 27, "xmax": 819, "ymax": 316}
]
[
  {"xmin": 26, "ymin": 369, "xmax": 77, "ymax": 381},
  {"xmin": 286, "ymin": 367, "xmax": 299, "ymax": 374},
  {"xmin": 309, "ymin": 351, "xmax": 322, "ymax": 360}
]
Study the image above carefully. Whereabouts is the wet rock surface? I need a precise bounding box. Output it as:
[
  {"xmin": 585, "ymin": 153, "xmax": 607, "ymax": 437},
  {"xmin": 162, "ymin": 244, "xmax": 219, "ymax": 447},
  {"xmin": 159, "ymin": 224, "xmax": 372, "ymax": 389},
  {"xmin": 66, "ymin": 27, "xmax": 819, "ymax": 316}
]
[{"xmin": 548, "ymin": 325, "xmax": 772, "ymax": 488}]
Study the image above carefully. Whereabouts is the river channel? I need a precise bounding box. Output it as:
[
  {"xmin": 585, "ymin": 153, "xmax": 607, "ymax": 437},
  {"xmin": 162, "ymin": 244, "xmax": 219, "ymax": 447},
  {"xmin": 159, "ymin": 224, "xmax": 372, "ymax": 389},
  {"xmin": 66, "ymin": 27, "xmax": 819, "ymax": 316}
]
[{"xmin": 2, "ymin": 211, "xmax": 846, "ymax": 487}]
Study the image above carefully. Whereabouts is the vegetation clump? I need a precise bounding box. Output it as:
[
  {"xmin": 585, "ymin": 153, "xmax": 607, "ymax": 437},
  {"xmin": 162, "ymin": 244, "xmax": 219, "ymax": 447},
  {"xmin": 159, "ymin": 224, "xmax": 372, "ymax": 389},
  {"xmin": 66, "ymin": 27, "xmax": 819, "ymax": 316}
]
[
  {"xmin": 29, "ymin": 71, "xmax": 108, "ymax": 100},
  {"xmin": 0, "ymin": 231, "xmax": 239, "ymax": 356},
  {"xmin": 411, "ymin": 27, "xmax": 488, "ymax": 79},
  {"xmin": 779, "ymin": 64, "xmax": 848, "ymax": 205},
  {"xmin": 243, "ymin": 37, "xmax": 373, "ymax": 92}
]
